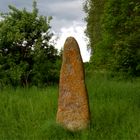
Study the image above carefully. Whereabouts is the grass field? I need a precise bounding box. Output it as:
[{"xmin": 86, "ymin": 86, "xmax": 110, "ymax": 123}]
[{"xmin": 0, "ymin": 73, "xmax": 140, "ymax": 140}]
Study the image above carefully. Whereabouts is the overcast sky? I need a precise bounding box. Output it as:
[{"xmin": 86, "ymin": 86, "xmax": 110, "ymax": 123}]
[{"xmin": 0, "ymin": 0, "xmax": 90, "ymax": 62}]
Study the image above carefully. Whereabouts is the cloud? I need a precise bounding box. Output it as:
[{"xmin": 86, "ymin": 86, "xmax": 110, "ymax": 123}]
[
  {"xmin": 40, "ymin": 0, "xmax": 83, "ymax": 19},
  {"xmin": 37, "ymin": 0, "xmax": 85, "ymax": 32},
  {"xmin": 0, "ymin": 17, "xmax": 3, "ymax": 21},
  {"xmin": 0, "ymin": 0, "xmax": 85, "ymax": 30}
]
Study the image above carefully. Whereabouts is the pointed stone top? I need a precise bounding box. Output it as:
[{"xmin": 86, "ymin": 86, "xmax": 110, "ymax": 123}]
[
  {"xmin": 65, "ymin": 36, "xmax": 76, "ymax": 41},
  {"xmin": 64, "ymin": 36, "xmax": 79, "ymax": 50},
  {"xmin": 63, "ymin": 36, "xmax": 82, "ymax": 62}
]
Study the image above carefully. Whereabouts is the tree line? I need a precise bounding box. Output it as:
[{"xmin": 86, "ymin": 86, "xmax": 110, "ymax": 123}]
[
  {"xmin": 0, "ymin": 1, "xmax": 61, "ymax": 87},
  {"xmin": 84, "ymin": 0, "xmax": 140, "ymax": 76},
  {"xmin": 0, "ymin": 0, "xmax": 139, "ymax": 88}
]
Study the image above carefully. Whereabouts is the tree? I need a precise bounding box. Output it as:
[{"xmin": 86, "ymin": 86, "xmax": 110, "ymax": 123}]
[
  {"xmin": 84, "ymin": 0, "xmax": 105, "ymax": 47},
  {"xmin": 84, "ymin": 0, "xmax": 108, "ymax": 68},
  {"xmin": 84, "ymin": 0, "xmax": 140, "ymax": 76},
  {"xmin": 103, "ymin": 0, "xmax": 140, "ymax": 75},
  {"xmin": 0, "ymin": 1, "xmax": 61, "ymax": 87}
]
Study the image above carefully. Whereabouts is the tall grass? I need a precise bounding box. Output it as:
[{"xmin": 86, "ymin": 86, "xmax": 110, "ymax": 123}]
[
  {"xmin": 0, "ymin": 86, "xmax": 58, "ymax": 139},
  {"xmin": 86, "ymin": 72, "xmax": 140, "ymax": 140},
  {"xmin": 0, "ymin": 73, "xmax": 140, "ymax": 140}
]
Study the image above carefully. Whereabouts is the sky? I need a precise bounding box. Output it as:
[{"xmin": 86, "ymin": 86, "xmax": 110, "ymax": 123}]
[{"xmin": 0, "ymin": 0, "xmax": 91, "ymax": 62}]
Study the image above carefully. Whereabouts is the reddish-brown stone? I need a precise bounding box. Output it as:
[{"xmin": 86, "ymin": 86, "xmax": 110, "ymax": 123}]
[{"xmin": 56, "ymin": 37, "xmax": 90, "ymax": 131}]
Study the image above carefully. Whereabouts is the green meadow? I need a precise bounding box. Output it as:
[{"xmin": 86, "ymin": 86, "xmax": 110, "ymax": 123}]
[{"xmin": 0, "ymin": 73, "xmax": 140, "ymax": 140}]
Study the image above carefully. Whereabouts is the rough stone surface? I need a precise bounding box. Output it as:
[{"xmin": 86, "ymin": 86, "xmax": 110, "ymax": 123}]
[{"xmin": 56, "ymin": 37, "xmax": 90, "ymax": 131}]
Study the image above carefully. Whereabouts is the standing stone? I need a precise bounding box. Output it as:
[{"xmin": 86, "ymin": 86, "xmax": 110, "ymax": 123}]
[{"xmin": 56, "ymin": 37, "xmax": 90, "ymax": 131}]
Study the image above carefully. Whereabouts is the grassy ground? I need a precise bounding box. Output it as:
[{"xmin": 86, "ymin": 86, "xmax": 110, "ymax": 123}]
[{"xmin": 0, "ymin": 73, "xmax": 140, "ymax": 140}]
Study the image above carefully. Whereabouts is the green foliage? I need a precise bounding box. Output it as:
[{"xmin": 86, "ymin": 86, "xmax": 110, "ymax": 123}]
[
  {"xmin": 0, "ymin": 1, "xmax": 61, "ymax": 87},
  {"xmin": 0, "ymin": 75, "xmax": 140, "ymax": 139},
  {"xmin": 103, "ymin": 0, "xmax": 140, "ymax": 75},
  {"xmin": 84, "ymin": 0, "xmax": 140, "ymax": 76},
  {"xmin": 84, "ymin": 0, "xmax": 106, "ymax": 50}
]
